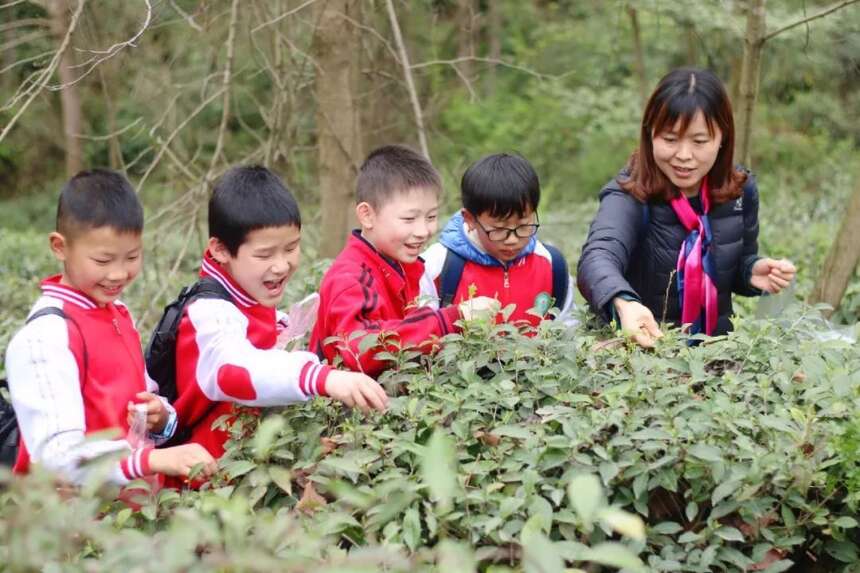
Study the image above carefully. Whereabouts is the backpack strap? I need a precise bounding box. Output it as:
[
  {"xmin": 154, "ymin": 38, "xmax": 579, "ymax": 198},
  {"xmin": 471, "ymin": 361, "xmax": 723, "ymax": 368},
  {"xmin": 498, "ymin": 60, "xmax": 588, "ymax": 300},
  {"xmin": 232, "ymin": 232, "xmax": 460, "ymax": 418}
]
[
  {"xmin": 152, "ymin": 277, "xmax": 232, "ymax": 449},
  {"xmin": 543, "ymin": 243, "xmax": 569, "ymax": 312},
  {"xmin": 188, "ymin": 277, "xmax": 232, "ymax": 302},
  {"xmin": 26, "ymin": 307, "xmax": 88, "ymax": 381},
  {"xmin": 438, "ymin": 249, "xmax": 467, "ymax": 307}
]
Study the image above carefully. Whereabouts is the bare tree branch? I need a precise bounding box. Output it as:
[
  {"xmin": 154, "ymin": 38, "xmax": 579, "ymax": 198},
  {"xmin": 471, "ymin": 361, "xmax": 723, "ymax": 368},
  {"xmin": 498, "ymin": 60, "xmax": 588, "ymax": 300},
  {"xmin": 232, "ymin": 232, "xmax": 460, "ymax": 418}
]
[
  {"xmin": 251, "ymin": 0, "xmax": 318, "ymax": 33},
  {"xmin": 137, "ymin": 85, "xmax": 227, "ymax": 190},
  {"xmin": 410, "ymin": 56, "xmax": 554, "ymax": 80},
  {"xmin": 384, "ymin": 0, "xmax": 429, "ymax": 159},
  {"xmin": 762, "ymin": 0, "xmax": 860, "ymax": 42},
  {"xmin": 47, "ymin": 0, "xmax": 153, "ymax": 90},
  {"xmin": 168, "ymin": 0, "xmax": 203, "ymax": 32},
  {"xmin": 207, "ymin": 0, "xmax": 240, "ymax": 177},
  {"xmin": 0, "ymin": 0, "xmax": 85, "ymax": 146}
]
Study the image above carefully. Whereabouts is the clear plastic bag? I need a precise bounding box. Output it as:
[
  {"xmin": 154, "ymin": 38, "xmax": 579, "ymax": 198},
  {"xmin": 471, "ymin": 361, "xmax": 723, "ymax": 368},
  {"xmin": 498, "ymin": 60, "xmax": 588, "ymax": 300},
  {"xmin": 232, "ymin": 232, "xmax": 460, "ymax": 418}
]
[
  {"xmin": 276, "ymin": 293, "xmax": 320, "ymax": 350},
  {"xmin": 126, "ymin": 403, "xmax": 160, "ymax": 494}
]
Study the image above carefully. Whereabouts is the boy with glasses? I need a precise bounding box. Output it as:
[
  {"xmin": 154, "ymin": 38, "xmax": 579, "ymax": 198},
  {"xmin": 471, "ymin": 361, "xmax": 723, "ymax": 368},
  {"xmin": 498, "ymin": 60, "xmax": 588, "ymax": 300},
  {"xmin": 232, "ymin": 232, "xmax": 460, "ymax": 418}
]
[{"xmin": 421, "ymin": 153, "xmax": 575, "ymax": 328}]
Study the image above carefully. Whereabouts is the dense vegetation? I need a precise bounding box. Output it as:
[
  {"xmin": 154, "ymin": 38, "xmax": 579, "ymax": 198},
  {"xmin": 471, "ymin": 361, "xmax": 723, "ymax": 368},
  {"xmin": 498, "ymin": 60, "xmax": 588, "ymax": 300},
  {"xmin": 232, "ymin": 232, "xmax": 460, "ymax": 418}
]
[{"xmin": 1, "ymin": 1, "xmax": 859, "ymax": 571}]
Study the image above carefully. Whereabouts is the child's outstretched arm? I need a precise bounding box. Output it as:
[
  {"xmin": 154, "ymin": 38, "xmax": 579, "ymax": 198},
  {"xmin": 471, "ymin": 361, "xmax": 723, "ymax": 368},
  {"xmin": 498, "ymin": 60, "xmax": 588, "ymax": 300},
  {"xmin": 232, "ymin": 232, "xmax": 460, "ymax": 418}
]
[{"xmin": 182, "ymin": 297, "xmax": 386, "ymax": 409}]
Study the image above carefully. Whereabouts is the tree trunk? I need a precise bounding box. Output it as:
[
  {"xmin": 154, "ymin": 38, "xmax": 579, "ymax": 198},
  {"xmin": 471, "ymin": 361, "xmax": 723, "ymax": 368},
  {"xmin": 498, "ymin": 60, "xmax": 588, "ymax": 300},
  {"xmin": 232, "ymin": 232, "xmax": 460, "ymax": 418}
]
[
  {"xmin": 808, "ymin": 181, "xmax": 860, "ymax": 317},
  {"xmin": 683, "ymin": 20, "xmax": 698, "ymax": 65},
  {"xmin": 47, "ymin": 0, "xmax": 83, "ymax": 178},
  {"xmin": 627, "ymin": 5, "xmax": 647, "ymax": 109},
  {"xmin": 735, "ymin": 0, "xmax": 766, "ymax": 168},
  {"xmin": 485, "ymin": 0, "xmax": 502, "ymax": 96},
  {"xmin": 314, "ymin": 0, "xmax": 363, "ymax": 258},
  {"xmin": 456, "ymin": 0, "xmax": 476, "ymax": 82}
]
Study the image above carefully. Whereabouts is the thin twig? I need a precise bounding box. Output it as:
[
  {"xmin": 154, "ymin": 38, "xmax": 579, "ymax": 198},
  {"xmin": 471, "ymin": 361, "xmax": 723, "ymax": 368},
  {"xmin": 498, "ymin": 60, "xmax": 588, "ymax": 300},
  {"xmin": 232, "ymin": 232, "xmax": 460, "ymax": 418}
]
[
  {"xmin": 72, "ymin": 116, "xmax": 143, "ymax": 140},
  {"xmin": 136, "ymin": 86, "xmax": 227, "ymax": 190},
  {"xmin": 207, "ymin": 0, "xmax": 240, "ymax": 177},
  {"xmin": 410, "ymin": 56, "xmax": 553, "ymax": 80},
  {"xmin": 168, "ymin": 0, "xmax": 203, "ymax": 32},
  {"xmin": 0, "ymin": 0, "xmax": 85, "ymax": 146},
  {"xmin": 251, "ymin": 0, "xmax": 318, "ymax": 33},
  {"xmin": 384, "ymin": 0, "xmax": 430, "ymax": 159},
  {"xmin": 47, "ymin": 0, "xmax": 153, "ymax": 90},
  {"xmin": 0, "ymin": 0, "xmax": 26, "ymax": 9},
  {"xmin": 762, "ymin": 0, "xmax": 860, "ymax": 42}
]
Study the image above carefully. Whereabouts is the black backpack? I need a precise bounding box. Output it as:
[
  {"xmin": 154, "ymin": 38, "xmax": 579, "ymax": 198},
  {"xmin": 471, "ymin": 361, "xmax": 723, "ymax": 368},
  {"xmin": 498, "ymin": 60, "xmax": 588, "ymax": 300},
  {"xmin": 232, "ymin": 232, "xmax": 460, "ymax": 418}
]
[
  {"xmin": 144, "ymin": 277, "xmax": 231, "ymax": 447},
  {"xmin": 1, "ymin": 307, "xmax": 88, "ymax": 468},
  {"xmin": 438, "ymin": 244, "xmax": 569, "ymax": 314}
]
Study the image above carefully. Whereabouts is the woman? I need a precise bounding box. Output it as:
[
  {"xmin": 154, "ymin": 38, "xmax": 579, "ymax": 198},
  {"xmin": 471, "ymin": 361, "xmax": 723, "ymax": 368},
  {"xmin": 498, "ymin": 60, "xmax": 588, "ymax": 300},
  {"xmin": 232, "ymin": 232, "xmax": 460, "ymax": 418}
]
[{"xmin": 577, "ymin": 68, "xmax": 796, "ymax": 347}]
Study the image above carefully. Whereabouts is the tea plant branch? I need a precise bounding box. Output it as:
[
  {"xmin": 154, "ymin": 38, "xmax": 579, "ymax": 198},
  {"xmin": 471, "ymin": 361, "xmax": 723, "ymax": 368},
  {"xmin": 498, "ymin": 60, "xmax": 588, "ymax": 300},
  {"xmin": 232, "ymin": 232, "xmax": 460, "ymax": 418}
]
[
  {"xmin": 384, "ymin": 0, "xmax": 430, "ymax": 160},
  {"xmin": 762, "ymin": 0, "xmax": 860, "ymax": 43},
  {"xmin": 0, "ymin": 0, "xmax": 84, "ymax": 145},
  {"xmin": 47, "ymin": 0, "xmax": 153, "ymax": 90}
]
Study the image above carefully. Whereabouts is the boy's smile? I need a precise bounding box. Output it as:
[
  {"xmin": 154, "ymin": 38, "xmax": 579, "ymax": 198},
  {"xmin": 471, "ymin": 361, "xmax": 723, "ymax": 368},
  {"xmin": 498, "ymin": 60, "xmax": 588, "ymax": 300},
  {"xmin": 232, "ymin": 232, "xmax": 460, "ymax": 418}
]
[
  {"xmin": 50, "ymin": 226, "xmax": 143, "ymax": 307},
  {"xmin": 358, "ymin": 187, "xmax": 439, "ymax": 264},
  {"xmin": 209, "ymin": 225, "xmax": 301, "ymax": 308}
]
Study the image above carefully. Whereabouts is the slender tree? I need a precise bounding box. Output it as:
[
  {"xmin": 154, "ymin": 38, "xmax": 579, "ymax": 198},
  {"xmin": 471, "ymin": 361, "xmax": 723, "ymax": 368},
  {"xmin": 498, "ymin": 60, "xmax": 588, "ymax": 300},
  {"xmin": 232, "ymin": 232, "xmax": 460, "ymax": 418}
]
[
  {"xmin": 46, "ymin": 0, "xmax": 83, "ymax": 177},
  {"xmin": 314, "ymin": 0, "xmax": 363, "ymax": 258}
]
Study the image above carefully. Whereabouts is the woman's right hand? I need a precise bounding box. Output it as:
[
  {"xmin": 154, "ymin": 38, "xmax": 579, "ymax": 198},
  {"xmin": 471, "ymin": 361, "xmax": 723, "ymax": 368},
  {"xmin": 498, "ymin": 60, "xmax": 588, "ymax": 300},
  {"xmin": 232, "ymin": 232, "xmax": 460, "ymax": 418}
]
[
  {"xmin": 148, "ymin": 443, "xmax": 218, "ymax": 478},
  {"xmin": 613, "ymin": 297, "xmax": 663, "ymax": 348}
]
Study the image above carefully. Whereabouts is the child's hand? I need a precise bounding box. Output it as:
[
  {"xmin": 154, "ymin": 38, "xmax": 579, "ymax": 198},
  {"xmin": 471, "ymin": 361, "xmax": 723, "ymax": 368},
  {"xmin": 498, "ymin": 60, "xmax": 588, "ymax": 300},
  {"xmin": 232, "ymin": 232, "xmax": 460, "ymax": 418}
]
[
  {"xmin": 750, "ymin": 258, "xmax": 796, "ymax": 294},
  {"xmin": 613, "ymin": 297, "xmax": 663, "ymax": 348},
  {"xmin": 458, "ymin": 296, "xmax": 501, "ymax": 321},
  {"xmin": 148, "ymin": 444, "xmax": 217, "ymax": 478},
  {"xmin": 127, "ymin": 392, "xmax": 169, "ymax": 433},
  {"xmin": 325, "ymin": 370, "xmax": 389, "ymax": 414}
]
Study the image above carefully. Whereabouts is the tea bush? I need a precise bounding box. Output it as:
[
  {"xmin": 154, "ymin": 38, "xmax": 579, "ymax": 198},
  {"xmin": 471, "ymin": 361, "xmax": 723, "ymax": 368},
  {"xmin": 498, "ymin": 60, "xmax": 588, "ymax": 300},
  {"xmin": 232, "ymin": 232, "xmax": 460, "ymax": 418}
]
[{"xmin": 211, "ymin": 307, "xmax": 860, "ymax": 572}]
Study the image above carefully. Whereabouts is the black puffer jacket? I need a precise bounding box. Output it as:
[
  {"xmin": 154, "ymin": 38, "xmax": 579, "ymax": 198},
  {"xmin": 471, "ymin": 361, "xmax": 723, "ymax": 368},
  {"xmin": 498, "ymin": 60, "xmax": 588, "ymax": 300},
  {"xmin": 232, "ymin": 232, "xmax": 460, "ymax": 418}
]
[{"xmin": 577, "ymin": 171, "xmax": 762, "ymax": 335}]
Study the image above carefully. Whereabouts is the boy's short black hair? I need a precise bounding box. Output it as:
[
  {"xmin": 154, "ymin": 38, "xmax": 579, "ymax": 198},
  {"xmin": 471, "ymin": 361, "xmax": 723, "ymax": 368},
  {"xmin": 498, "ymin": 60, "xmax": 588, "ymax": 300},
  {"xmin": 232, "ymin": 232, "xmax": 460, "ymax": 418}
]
[
  {"xmin": 461, "ymin": 153, "xmax": 541, "ymax": 219},
  {"xmin": 356, "ymin": 144, "xmax": 442, "ymax": 208},
  {"xmin": 209, "ymin": 165, "xmax": 301, "ymax": 256},
  {"xmin": 57, "ymin": 168, "xmax": 144, "ymax": 239}
]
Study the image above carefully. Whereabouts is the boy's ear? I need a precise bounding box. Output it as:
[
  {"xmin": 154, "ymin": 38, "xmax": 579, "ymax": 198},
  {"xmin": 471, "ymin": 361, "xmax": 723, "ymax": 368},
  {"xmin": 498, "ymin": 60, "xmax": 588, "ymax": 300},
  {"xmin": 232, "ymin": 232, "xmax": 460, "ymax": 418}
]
[
  {"xmin": 355, "ymin": 202, "xmax": 375, "ymax": 230},
  {"xmin": 461, "ymin": 208, "xmax": 477, "ymax": 230},
  {"xmin": 49, "ymin": 232, "xmax": 68, "ymax": 261},
  {"xmin": 208, "ymin": 237, "xmax": 232, "ymax": 264}
]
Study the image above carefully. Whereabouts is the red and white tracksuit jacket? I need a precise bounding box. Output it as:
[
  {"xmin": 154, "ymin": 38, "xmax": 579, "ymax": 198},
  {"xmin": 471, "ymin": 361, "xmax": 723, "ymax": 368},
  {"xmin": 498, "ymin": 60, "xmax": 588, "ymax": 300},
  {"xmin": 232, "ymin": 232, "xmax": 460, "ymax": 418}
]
[
  {"xmin": 309, "ymin": 231, "xmax": 461, "ymax": 377},
  {"xmin": 5, "ymin": 276, "xmax": 176, "ymax": 486},
  {"xmin": 419, "ymin": 217, "xmax": 575, "ymax": 328},
  {"xmin": 168, "ymin": 251, "xmax": 332, "ymax": 473}
]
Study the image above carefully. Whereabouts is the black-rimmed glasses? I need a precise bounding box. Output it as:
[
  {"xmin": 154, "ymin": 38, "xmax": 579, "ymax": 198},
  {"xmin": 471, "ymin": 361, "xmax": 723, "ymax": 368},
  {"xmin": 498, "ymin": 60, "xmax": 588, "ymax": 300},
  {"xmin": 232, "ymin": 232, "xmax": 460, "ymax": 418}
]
[{"xmin": 472, "ymin": 212, "xmax": 540, "ymax": 242}]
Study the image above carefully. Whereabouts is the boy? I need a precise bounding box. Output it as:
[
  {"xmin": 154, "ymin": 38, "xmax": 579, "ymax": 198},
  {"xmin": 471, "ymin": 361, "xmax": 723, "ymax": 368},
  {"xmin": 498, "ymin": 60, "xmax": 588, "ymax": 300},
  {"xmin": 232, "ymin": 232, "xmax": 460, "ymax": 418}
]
[
  {"xmin": 165, "ymin": 166, "xmax": 387, "ymax": 477},
  {"xmin": 5, "ymin": 169, "xmax": 217, "ymax": 486},
  {"xmin": 310, "ymin": 145, "xmax": 497, "ymax": 377},
  {"xmin": 420, "ymin": 153, "xmax": 575, "ymax": 327}
]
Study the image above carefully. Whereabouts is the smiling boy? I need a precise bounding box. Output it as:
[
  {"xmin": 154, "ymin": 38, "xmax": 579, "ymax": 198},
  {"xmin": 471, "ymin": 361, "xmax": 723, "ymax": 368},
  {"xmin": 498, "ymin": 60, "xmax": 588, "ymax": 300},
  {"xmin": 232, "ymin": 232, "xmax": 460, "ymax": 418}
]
[
  {"xmin": 421, "ymin": 153, "xmax": 575, "ymax": 328},
  {"xmin": 6, "ymin": 169, "xmax": 217, "ymax": 486},
  {"xmin": 162, "ymin": 166, "xmax": 387, "ymax": 481},
  {"xmin": 310, "ymin": 145, "xmax": 495, "ymax": 377}
]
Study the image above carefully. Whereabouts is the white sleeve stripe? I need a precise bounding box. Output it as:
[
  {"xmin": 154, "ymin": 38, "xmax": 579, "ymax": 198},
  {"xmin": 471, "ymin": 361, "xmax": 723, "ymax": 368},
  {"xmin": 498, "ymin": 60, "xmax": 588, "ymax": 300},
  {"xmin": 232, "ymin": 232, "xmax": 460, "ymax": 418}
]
[{"xmin": 307, "ymin": 364, "xmax": 321, "ymax": 396}]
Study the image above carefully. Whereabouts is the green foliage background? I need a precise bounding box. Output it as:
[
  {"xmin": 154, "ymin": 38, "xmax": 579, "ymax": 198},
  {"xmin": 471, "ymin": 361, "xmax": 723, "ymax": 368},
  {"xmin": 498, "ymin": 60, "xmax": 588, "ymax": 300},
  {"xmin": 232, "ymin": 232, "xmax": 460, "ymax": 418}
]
[{"xmin": 1, "ymin": 0, "xmax": 859, "ymax": 571}]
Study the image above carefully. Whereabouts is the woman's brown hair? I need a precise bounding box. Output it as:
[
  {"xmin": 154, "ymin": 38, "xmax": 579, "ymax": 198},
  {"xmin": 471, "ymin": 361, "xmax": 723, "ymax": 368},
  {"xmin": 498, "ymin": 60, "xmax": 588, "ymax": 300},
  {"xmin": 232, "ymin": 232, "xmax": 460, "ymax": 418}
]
[{"xmin": 621, "ymin": 67, "xmax": 746, "ymax": 204}]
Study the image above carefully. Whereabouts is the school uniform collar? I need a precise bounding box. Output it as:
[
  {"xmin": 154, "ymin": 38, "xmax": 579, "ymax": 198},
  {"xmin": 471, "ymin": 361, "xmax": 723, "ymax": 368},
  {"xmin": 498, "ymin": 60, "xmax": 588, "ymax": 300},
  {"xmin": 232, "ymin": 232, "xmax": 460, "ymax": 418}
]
[
  {"xmin": 351, "ymin": 230, "xmax": 419, "ymax": 279},
  {"xmin": 40, "ymin": 274, "xmax": 99, "ymax": 310},
  {"xmin": 199, "ymin": 250, "xmax": 257, "ymax": 308}
]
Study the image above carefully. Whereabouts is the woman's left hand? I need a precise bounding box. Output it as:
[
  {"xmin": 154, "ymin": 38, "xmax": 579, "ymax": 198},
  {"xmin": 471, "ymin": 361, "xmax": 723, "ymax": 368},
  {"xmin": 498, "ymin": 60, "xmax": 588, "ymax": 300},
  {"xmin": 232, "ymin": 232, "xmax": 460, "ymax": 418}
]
[{"xmin": 750, "ymin": 258, "xmax": 796, "ymax": 294}]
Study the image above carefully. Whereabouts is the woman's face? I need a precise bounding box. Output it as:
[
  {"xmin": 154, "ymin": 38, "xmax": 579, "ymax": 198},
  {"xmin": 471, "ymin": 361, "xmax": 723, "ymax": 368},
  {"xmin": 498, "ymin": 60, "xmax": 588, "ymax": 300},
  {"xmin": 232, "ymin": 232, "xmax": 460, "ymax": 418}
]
[{"xmin": 652, "ymin": 110, "xmax": 722, "ymax": 196}]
